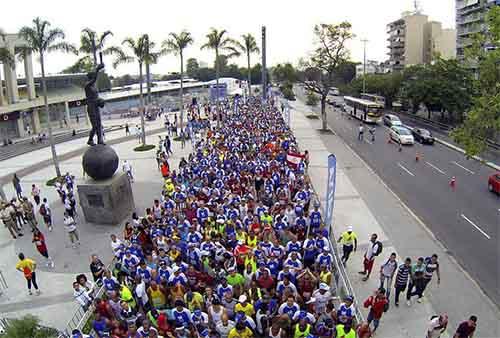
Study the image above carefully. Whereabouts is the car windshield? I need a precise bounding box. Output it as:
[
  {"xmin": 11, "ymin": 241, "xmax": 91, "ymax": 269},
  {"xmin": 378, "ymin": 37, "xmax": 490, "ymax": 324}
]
[
  {"xmin": 392, "ymin": 120, "xmax": 402, "ymax": 126},
  {"xmin": 420, "ymin": 129, "xmax": 431, "ymax": 136},
  {"xmin": 398, "ymin": 128, "xmax": 411, "ymax": 135}
]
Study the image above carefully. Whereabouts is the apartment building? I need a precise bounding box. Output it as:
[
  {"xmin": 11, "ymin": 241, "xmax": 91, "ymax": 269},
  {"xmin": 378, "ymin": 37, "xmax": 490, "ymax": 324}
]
[{"xmin": 387, "ymin": 12, "xmax": 457, "ymax": 71}]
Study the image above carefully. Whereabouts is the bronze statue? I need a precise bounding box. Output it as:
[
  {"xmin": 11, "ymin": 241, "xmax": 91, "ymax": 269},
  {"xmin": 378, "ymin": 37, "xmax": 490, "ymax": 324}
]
[{"xmin": 85, "ymin": 53, "xmax": 105, "ymax": 146}]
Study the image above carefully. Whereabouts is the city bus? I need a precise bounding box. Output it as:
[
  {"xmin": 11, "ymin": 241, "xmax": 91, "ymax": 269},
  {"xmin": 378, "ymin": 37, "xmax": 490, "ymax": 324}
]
[
  {"xmin": 343, "ymin": 96, "xmax": 384, "ymax": 123},
  {"xmin": 361, "ymin": 93, "xmax": 386, "ymax": 108}
]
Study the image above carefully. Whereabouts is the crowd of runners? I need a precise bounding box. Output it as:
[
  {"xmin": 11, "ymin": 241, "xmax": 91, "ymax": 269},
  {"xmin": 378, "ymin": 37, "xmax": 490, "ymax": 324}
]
[{"xmin": 68, "ymin": 98, "xmax": 371, "ymax": 338}]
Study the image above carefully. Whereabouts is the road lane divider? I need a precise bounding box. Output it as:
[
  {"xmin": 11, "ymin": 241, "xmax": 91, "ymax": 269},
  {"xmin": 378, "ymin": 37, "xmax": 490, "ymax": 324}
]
[
  {"xmin": 461, "ymin": 214, "xmax": 491, "ymax": 240},
  {"xmin": 426, "ymin": 161, "xmax": 446, "ymax": 175},
  {"xmin": 398, "ymin": 162, "xmax": 415, "ymax": 177},
  {"xmin": 452, "ymin": 161, "xmax": 475, "ymax": 174}
]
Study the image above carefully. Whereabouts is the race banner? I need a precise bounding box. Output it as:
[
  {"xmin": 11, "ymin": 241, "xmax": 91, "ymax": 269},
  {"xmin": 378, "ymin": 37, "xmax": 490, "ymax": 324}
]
[{"xmin": 325, "ymin": 154, "xmax": 337, "ymax": 228}]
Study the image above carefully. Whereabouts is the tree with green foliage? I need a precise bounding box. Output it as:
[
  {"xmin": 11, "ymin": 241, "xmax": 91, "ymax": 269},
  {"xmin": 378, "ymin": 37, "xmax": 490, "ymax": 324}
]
[
  {"xmin": 0, "ymin": 29, "xmax": 14, "ymax": 105},
  {"xmin": 452, "ymin": 6, "xmax": 500, "ymax": 156},
  {"xmin": 161, "ymin": 30, "xmax": 194, "ymax": 131},
  {"xmin": 19, "ymin": 17, "xmax": 77, "ymax": 177},
  {"xmin": 235, "ymin": 33, "xmax": 260, "ymax": 95},
  {"xmin": 186, "ymin": 57, "xmax": 199, "ymax": 78},
  {"xmin": 113, "ymin": 34, "xmax": 158, "ymax": 145},
  {"xmin": 201, "ymin": 28, "xmax": 239, "ymax": 102},
  {"xmin": 273, "ymin": 63, "xmax": 297, "ymax": 84},
  {"xmin": 2, "ymin": 315, "xmax": 59, "ymax": 338},
  {"xmin": 299, "ymin": 22, "xmax": 354, "ymax": 130},
  {"xmin": 347, "ymin": 72, "xmax": 403, "ymax": 108}
]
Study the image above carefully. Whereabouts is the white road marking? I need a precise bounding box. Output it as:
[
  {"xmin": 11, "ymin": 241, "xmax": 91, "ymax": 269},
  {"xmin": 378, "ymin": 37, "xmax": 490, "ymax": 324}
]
[
  {"xmin": 452, "ymin": 161, "xmax": 475, "ymax": 174},
  {"xmin": 426, "ymin": 161, "xmax": 446, "ymax": 175},
  {"xmin": 364, "ymin": 139, "xmax": 373, "ymax": 145},
  {"xmin": 398, "ymin": 163, "xmax": 415, "ymax": 177},
  {"xmin": 461, "ymin": 214, "xmax": 491, "ymax": 240}
]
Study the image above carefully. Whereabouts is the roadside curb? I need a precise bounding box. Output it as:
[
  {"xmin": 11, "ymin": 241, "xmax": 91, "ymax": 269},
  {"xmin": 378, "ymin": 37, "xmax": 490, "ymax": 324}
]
[{"xmin": 434, "ymin": 137, "xmax": 500, "ymax": 171}]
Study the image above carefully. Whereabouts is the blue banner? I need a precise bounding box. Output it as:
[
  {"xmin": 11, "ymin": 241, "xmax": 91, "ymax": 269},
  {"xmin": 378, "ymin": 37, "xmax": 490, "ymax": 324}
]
[{"xmin": 325, "ymin": 154, "xmax": 337, "ymax": 229}]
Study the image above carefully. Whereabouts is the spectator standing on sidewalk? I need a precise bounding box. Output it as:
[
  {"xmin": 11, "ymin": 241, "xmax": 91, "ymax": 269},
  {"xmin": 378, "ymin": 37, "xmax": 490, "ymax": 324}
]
[
  {"xmin": 426, "ymin": 314, "xmax": 448, "ymax": 338},
  {"xmin": 422, "ymin": 254, "xmax": 441, "ymax": 295},
  {"xmin": 359, "ymin": 233, "xmax": 383, "ymax": 281},
  {"xmin": 125, "ymin": 123, "xmax": 130, "ymax": 135},
  {"xmin": 15, "ymin": 252, "xmax": 40, "ymax": 295},
  {"xmin": 12, "ymin": 173, "xmax": 22, "ymax": 198},
  {"xmin": 379, "ymin": 252, "xmax": 398, "ymax": 298},
  {"xmin": 31, "ymin": 184, "xmax": 41, "ymax": 205},
  {"xmin": 64, "ymin": 211, "xmax": 80, "ymax": 248},
  {"xmin": 39, "ymin": 198, "xmax": 52, "ymax": 231},
  {"xmin": 358, "ymin": 123, "xmax": 364, "ymax": 141},
  {"xmin": 21, "ymin": 197, "xmax": 37, "ymax": 229},
  {"xmin": 32, "ymin": 228, "xmax": 54, "ymax": 268},
  {"xmin": 12, "ymin": 198, "xmax": 26, "ymax": 229},
  {"xmin": 393, "ymin": 257, "xmax": 411, "ymax": 306},
  {"xmin": 1, "ymin": 201, "xmax": 22, "ymax": 239},
  {"xmin": 407, "ymin": 257, "xmax": 426, "ymax": 306},
  {"xmin": 363, "ymin": 287, "xmax": 389, "ymax": 334},
  {"xmin": 454, "ymin": 315, "xmax": 477, "ymax": 338},
  {"xmin": 90, "ymin": 254, "xmax": 105, "ymax": 285},
  {"xmin": 338, "ymin": 226, "xmax": 357, "ymax": 265}
]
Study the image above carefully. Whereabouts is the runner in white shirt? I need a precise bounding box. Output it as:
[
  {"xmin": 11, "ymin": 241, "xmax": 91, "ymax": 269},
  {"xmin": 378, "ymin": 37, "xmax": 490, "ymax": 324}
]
[{"xmin": 122, "ymin": 160, "xmax": 134, "ymax": 182}]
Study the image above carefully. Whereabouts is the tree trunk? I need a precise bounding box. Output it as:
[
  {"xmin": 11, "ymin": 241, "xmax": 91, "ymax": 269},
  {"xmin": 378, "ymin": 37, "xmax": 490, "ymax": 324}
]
[
  {"xmin": 40, "ymin": 52, "xmax": 61, "ymax": 177},
  {"xmin": 427, "ymin": 106, "xmax": 431, "ymax": 120},
  {"xmin": 179, "ymin": 52, "xmax": 184, "ymax": 132},
  {"xmin": 215, "ymin": 49, "xmax": 220, "ymax": 102},
  {"xmin": 139, "ymin": 62, "xmax": 146, "ymax": 146},
  {"xmin": 321, "ymin": 96, "xmax": 327, "ymax": 130},
  {"xmin": 247, "ymin": 52, "xmax": 251, "ymax": 96}
]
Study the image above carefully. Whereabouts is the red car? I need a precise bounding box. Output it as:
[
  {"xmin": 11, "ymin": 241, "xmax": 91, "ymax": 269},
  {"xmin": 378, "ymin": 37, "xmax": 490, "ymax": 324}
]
[{"xmin": 488, "ymin": 172, "xmax": 500, "ymax": 194}]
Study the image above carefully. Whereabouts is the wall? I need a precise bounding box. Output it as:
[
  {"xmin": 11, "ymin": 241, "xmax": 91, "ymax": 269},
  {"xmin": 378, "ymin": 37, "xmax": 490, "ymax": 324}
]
[
  {"xmin": 434, "ymin": 29, "xmax": 457, "ymax": 60},
  {"xmin": 404, "ymin": 14, "xmax": 428, "ymax": 66}
]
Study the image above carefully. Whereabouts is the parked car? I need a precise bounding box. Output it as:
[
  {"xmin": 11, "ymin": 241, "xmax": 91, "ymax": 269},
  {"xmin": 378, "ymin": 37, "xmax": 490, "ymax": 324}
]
[
  {"xmin": 411, "ymin": 128, "xmax": 435, "ymax": 144},
  {"xmin": 390, "ymin": 126, "xmax": 414, "ymax": 145},
  {"xmin": 383, "ymin": 114, "xmax": 402, "ymax": 127},
  {"xmin": 488, "ymin": 172, "xmax": 500, "ymax": 194}
]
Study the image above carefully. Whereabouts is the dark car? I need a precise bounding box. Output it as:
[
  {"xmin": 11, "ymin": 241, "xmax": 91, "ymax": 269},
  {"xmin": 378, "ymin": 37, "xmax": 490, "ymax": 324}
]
[
  {"xmin": 488, "ymin": 172, "xmax": 500, "ymax": 194},
  {"xmin": 411, "ymin": 128, "xmax": 434, "ymax": 144}
]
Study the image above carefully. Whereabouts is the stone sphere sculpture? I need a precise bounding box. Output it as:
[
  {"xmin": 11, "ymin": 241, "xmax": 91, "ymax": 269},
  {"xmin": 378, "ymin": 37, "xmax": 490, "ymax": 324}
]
[{"xmin": 82, "ymin": 144, "xmax": 119, "ymax": 180}]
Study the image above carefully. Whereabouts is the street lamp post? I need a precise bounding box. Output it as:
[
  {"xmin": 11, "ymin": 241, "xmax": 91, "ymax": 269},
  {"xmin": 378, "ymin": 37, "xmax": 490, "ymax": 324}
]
[{"xmin": 361, "ymin": 38, "xmax": 369, "ymax": 94}]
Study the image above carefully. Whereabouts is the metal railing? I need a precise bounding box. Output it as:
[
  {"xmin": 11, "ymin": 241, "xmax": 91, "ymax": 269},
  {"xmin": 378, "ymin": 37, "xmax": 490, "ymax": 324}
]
[{"xmin": 0, "ymin": 271, "xmax": 7, "ymax": 297}]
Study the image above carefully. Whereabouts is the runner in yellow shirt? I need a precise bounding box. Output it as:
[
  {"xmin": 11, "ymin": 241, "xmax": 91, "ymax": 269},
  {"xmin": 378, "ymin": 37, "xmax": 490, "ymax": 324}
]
[{"xmin": 337, "ymin": 226, "xmax": 358, "ymax": 265}]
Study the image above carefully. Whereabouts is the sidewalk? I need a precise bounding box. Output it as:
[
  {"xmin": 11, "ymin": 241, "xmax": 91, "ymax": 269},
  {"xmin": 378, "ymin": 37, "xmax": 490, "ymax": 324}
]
[
  {"xmin": 288, "ymin": 99, "xmax": 500, "ymax": 338},
  {"xmin": 0, "ymin": 117, "xmax": 191, "ymax": 330}
]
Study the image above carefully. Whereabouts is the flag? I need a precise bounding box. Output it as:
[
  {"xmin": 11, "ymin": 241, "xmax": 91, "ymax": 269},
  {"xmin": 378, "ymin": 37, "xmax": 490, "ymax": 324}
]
[{"xmin": 287, "ymin": 151, "xmax": 305, "ymax": 168}]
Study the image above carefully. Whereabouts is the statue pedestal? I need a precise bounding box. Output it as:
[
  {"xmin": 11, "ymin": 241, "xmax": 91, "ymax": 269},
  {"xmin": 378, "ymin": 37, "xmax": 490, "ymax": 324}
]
[{"xmin": 77, "ymin": 172, "xmax": 135, "ymax": 225}]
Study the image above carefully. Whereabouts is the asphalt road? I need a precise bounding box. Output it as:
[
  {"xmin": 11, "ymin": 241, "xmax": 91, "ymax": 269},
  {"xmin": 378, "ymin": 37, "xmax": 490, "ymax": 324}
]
[{"xmin": 295, "ymin": 88, "xmax": 500, "ymax": 306}]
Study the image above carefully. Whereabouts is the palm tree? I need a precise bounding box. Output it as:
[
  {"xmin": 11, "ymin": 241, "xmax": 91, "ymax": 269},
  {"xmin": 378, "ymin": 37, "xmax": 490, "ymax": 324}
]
[
  {"xmin": 201, "ymin": 28, "xmax": 239, "ymax": 103},
  {"xmin": 113, "ymin": 34, "xmax": 157, "ymax": 146},
  {"xmin": 19, "ymin": 17, "xmax": 77, "ymax": 177},
  {"xmin": 79, "ymin": 28, "xmax": 120, "ymax": 66},
  {"xmin": 235, "ymin": 33, "xmax": 260, "ymax": 96},
  {"xmin": 161, "ymin": 30, "xmax": 194, "ymax": 131},
  {"xmin": 0, "ymin": 29, "xmax": 15, "ymax": 105}
]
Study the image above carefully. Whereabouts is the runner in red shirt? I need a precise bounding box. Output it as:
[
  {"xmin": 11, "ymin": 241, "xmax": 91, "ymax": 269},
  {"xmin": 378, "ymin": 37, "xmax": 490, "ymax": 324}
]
[
  {"xmin": 32, "ymin": 228, "xmax": 54, "ymax": 268},
  {"xmin": 364, "ymin": 288, "xmax": 389, "ymax": 334}
]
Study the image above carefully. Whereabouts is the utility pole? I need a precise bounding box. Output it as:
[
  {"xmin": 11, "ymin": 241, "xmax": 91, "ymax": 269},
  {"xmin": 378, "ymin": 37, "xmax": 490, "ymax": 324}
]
[
  {"xmin": 361, "ymin": 39, "xmax": 369, "ymax": 94},
  {"xmin": 261, "ymin": 26, "xmax": 267, "ymax": 101}
]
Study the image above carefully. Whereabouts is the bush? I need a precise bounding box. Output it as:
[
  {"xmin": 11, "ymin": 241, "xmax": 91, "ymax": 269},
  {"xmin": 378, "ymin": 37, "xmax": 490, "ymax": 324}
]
[
  {"xmin": 306, "ymin": 114, "xmax": 319, "ymax": 119},
  {"xmin": 173, "ymin": 135, "xmax": 191, "ymax": 142},
  {"xmin": 133, "ymin": 144, "xmax": 155, "ymax": 152},
  {"xmin": 306, "ymin": 91, "xmax": 319, "ymax": 106},
  {"xmin": 279, "ymin": 81, "xmax": 296, "ymax": 101},
  {"xmin": 46, "ymin": 176, "xmax": 62, "ymax": 187}
]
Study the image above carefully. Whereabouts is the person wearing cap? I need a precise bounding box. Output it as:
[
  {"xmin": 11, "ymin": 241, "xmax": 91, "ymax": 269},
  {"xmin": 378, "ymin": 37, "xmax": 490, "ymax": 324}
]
[
  {"xmin": 337, "ymin": 296, "xmax": 355, "ymax": 325},
  {"xmin": 71, "ymin": 329, "xmax": 93, "ymax": 338},
  {"xmin": 316, "ymin": 246, "xmax": 333, "ymax": 270},
  {"xmin": 338, "ymin": 226, "xmax": 358, "ymax": 265},
  {"xmin": 235, "ymin": 294, "xmax": 255, "ymax": 317},
  {"xmin": 292, "ymin": 309, "xmax": 316, "ymax": 324},
  {"xmin": 312, "ymin": 283, "xmax": 333, "ymax": 314},
  {"xmin": 191, "ymin": 307, "xmax": 209, "ymax": 332}
]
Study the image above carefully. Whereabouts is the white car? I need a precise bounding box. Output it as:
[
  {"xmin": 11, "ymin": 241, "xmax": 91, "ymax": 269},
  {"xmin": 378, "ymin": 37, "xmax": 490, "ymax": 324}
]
[{"xmin": 390, "ymin": 126, "xmax": 414, "ymax": 145}]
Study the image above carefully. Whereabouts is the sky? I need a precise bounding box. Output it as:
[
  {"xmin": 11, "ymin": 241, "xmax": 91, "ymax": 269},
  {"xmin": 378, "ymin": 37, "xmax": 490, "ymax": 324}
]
[{"xmin": 1, "ymin": 0, "xmax": 455, "ymax": 78}]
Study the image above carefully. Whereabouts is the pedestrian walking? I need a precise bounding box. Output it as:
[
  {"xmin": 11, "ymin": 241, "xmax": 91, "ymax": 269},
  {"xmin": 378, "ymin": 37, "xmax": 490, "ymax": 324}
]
[
  {"xmin": 358, "ymin": 124, "xmax": 364, "ymax": 141},
  {"xmin": 12, "ymin": 198, "xmax": 26, "ymax": 229},
  {"xmin": 64, "ymin": 193, "xmax": 76, "ymax": 218},
  {"xmin": 454, "ymin": 315, "xmax": 477, "ymax": 338},
  {"xmin": 426, "ymin": 314, "xmax": 448, "ymax": 338},
  {"xmin": 337, "ymin": 226, "xmax": 357, "ymax": 265},
  {"xmin": 393, "ymin": 257, "xmax": 411, "ymax": 306},
  {"xmin": 39, "ymin": 198, "xmax": 53, "ymax": 231},
  {"xmin": 422, "ymin": 254, "xmax": 441, "ymax": 295},
  {"xmin": 359, "ymin": 233, "xmax": 383, "ymax": 281},
  {"xmin": 32, "ymin": 228, "xmax": 54, "ymax": 268},
  {"xmin": 369, "ymin": 127, "xmax": 375, "ymax": 142},
  {"xmin": 379, "ymin": 252, "xmax": 398, "ymax": 298},
  {"xmin": 1, "ymin": 201, "xmax": 23, "ymax": 239},
  {"xmin": 363, "ymin": 287, "xmax": 389, "ymax": 334},
  {"xmin": 12, "ymin": 173, "xmax": 22, "ymax": 199},
  {"xmin": 165, "ymin": 136, "xmax": 172, "ymax": 155},
  {"xmin": 22, "ymin": 197, "xmax": 37, "ymax": 229},
  {"xmin": 450, "ymin": 176, "xmax": 456, "ymax": 191},
  {"xmin": 125, "ymin": 123, "xmax": 130, "ymax": 136},
  {"xmin": 31, "ymin": 184, "xmax": 41, "ymax": 205},
  {"xmin": 180, "ymin": 130, "xmax": 186, "ymax": 149},
  {"xmin": 15, "ymin": 252, "xmax": 40, "ymax": 295},
  {"xmin": 406, "ymin": 257, "xmax": 426, "ymax": 306},
  {"xmin": 64, "ymin": 211, "xmax": 80, "ymax": 248},
  {"xmin": 123, "ymin": 160, "xmax": 134, "ymax": 182}
]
